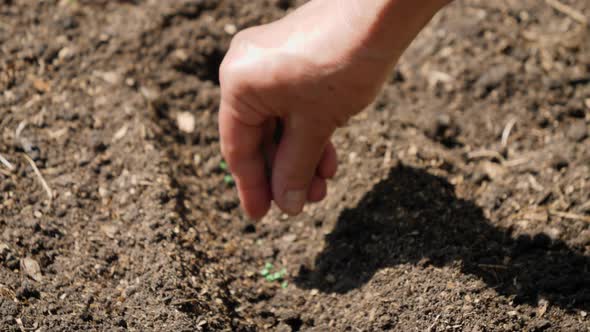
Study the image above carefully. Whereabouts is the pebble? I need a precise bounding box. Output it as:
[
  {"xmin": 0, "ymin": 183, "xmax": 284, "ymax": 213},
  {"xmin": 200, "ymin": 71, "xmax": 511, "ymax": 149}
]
[
  {"xmin": 479, "ymin": 161, "xmax": 507, "ymax": 181},
  {"xmin": 176, "ymin": 112, "xmax": 196, "ymax": 133},
  {"xmin": 567, "ymin": 121, "xmax": 587, "ymax": 142},
  {"xmin": 20, "ymin": 257, "xmax": 43, "ymax": 281},
  {"xmin": 58, "ymin": 46, "xmax": 76, "ymax": 61},
  {"xmin": 96, "ymin": 71, "xmax": 122, "ymax": 85},
  {"xmin": 139, "ymin": 87, "xmax": 160, "ymax": 102},
  {"xmin": 475, "ymin": 64, "xmax": 509, "ymax": 95},
  {"xmin": 100, "ymin": 223, "xmax": 118, "ymax": 239},
  {"xmin": 224, "ymin": 24, "xmax": 237, "ymax": 35}
]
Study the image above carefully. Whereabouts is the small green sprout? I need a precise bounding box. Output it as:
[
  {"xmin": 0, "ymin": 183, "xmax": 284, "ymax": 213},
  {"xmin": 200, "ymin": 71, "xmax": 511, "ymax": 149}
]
[
  {"xmin": 219, "ymin": 160, "xmax": 235, "ymax": 185},
  {"xmin": 223, "ymin": 174, "xmax": 235, "ymax": 185},
  {"xmin": 260, "ymin": 262, "xmax": 274, "ymax": 277},
  {"xmin": 259, "ymin": 263, "xmax": 288, "ymax": 285},
  {"xmin": 281, "ymin": 281, "xmax": 289, "ymax": 289}
]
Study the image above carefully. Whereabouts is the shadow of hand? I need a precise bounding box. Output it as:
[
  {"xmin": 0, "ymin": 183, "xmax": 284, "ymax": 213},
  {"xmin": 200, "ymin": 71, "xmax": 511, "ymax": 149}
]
[{"xmin": 296, "ymin": 165, "xmax": 590, "ymax": 311}]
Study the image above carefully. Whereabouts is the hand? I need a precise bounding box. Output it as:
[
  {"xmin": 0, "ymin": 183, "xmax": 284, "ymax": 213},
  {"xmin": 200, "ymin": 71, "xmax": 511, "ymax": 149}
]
[{"xmin": 219, "ymin": 0, "xmax": 447, "ymax": 219}]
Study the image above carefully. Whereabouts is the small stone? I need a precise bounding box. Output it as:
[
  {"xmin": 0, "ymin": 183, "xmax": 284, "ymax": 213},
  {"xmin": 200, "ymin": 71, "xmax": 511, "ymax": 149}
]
[
  {"xmin": 20, "ymin": 257, "xmax": 42, "ymax": 281},
  {"xmin": 171, "ymin": 49, "xmax": 189, "ymax": 62},
  {"xmin": 139, "ymin": 87, "xmax": 160, "ymax": 102},
  {"xmin": 224, "ymin": 24, "xmax": 237, "ymax": 35},
  {"xmin": 176, "ymin": 112, "xmax": 196, "ymax": 134},
  {"xmin": 567, "ymin": 121, "xmax": 587, "ymax": 142},
  {"xmin": 0, "ymin": 243, "xmax": 9, "ymax": 254},
  {"xmin": 542, "ymin": 227, "xmax": 561, "ymax": 241},
  {"xmin": 112, "ymin": 125, "xmax": 128, "ymax": 142},
  {"xmin": 99, "ymin": 33, "xmax": 110, "ymax": 42},
  {"xmin": 203, "ymin": 155, "xmax": 222, "ymax": 174},
  {"xmin": 100, "ymin": 224, "xmax": 118, "ymax": 239},
  {"xmin": 537, "ymin": 298, "xmax": 549, "ymax": 318},
  {"xmin": 275, "ymin": 323, "xmax": 292, "ymax": 332},
  {"xmin": 32, "ymin": 78, "xmax": 51, "ymax": 93},
  {"xmin": 96, "ymin": 71, "xmax": 121, "ymax": 85},
  {"xmin": 193, "ymin": 154, "xmax": 202, "ymax": 166},
  {"xmin": 58, "ymin": 46, "xmax": 76, "ymax": 61},
  {"xmin": 479, "ymin": 161, "xmax": 507, "ymax": 181},
  {"xmin": 475, "ymin": 64, "xmax": 510, "ymax": 95}
]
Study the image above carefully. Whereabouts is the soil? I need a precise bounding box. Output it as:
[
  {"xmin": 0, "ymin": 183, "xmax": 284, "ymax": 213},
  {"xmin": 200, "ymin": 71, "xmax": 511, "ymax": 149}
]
[{"xmin": 1, "ymin": 0, "xmax": 589, "ymax": 331}]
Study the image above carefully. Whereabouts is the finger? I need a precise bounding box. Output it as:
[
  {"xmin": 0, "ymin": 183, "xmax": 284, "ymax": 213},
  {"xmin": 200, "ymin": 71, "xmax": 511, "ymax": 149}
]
[
  {"xmin": 271, "ymin": 115, "xmax": 333, "ymax": 215},
  {"xmin": 307, "ymin": 176, "xmax": 327, "ymax": 203},
  {"xmin": 219, "ymin": 102, "xmax": 271, "ymax": 219},
  {"xmin": 263, "ymin": 119, "xmax": 278, "ymax": 176},
  {"xmin": 318, "ymin": 141, "xmax": 338, "ymax": 179}
]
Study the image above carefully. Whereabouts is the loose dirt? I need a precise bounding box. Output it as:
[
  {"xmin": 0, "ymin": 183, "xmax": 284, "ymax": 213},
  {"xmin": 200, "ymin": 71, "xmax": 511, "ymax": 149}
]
[{"xmin": 1, "ymin": 0, "xmax": 589, "ymax": 331}]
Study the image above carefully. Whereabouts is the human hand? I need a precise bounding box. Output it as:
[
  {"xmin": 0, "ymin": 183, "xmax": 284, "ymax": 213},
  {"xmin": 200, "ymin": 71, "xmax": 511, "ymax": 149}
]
[{"xmin": 219, "ymin": 0, "xmax": 448, "ymax": 218}]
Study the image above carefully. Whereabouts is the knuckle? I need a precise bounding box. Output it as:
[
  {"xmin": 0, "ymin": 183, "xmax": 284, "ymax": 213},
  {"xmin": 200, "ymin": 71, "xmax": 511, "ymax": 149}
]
[{"xmin": 219, "ymin": 33, "xmax": 254, "ymax": 88}]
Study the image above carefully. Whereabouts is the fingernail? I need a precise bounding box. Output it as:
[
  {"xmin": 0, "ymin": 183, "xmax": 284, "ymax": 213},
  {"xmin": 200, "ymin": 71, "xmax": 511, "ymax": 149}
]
[{"xmin": 283, "ymin": 190, "xmax": 306, "ymax": 215}]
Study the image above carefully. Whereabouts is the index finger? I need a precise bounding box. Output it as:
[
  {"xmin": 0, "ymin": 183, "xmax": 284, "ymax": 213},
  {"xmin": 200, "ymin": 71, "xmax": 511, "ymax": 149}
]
[{"xmin": 219, "ymin": 101, "xmax": 272, "ymax": 219}]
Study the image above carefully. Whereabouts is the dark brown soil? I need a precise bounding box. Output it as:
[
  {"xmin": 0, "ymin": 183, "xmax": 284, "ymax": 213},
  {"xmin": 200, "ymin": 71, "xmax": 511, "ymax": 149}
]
[{"xmin": 1, "ymin": 0, "xmax": 589, "ymax": 331}]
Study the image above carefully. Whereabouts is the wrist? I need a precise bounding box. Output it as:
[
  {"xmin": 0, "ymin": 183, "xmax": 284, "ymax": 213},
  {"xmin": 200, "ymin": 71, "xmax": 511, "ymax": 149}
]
[{"xmin": 340, "ymin": 0, "xmax": 450, "ymax": 62}]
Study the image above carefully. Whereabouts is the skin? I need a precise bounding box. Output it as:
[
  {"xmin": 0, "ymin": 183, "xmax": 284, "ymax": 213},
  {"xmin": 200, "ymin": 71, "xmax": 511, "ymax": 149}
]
[{"xmin": 219, "ymin": 0, "xmax": 453, "ymax": 219}]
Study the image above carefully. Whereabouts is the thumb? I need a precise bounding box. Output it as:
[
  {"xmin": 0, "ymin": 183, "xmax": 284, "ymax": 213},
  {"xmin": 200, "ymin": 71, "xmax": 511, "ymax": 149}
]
[{"xmin": 272, "ymin": 115, "xmax": 334, "ymax": 215}]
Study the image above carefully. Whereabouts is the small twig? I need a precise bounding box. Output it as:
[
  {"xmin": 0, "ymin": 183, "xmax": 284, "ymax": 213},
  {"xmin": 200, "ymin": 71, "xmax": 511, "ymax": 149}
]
[
  {"xmin": 426, "ymin": 314, "xmax": 441, "ymax": 332},
  {"xmin": 15, "ymin": 121, "xmax": 27, "ymax": 138},
  {"xmin": 545, "ymin": 0, "xmax": 588, "ymax": 25},
  {"xmin": 15, "ymin": 318, "xmax": 26, "ymax": 332},
  {"xmin": 0, "ymin": 154, "xmax": 15, "ymax": 172},
  {"xmin": 22, "ymin": 154, "xmax": 53, "ymax": 202},
  {"xmin": 550, "ymin": 210, "xmax": 590, "ymax": 223},
  {"xmin": 503, "ymin": 157, "xmax": 529, "ymax": 168},
  {"xmin": 527, "ymin": 174, "xmax": 544, "ymax": 192},
  {"xmin": 501, "ymin": 118, "xmax": 518, "ymax": 148}
]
